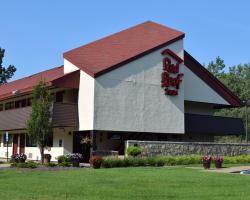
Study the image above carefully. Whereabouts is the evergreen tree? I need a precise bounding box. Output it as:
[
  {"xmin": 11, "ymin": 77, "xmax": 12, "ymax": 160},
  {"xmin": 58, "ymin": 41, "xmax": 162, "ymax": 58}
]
[
  {"xmin": 0, "ymin": 48, "xmax": 16, "ymax": 84},
  {"xmin": 207, "ymin": 56, "xmax": 225, "ymax": 79}
]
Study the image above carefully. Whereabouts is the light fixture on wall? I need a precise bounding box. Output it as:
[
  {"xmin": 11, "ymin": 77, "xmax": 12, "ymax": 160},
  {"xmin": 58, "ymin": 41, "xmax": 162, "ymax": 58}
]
[{"xmin": 68, "ymin": 131, "xmax": 72, "ymax": 135}]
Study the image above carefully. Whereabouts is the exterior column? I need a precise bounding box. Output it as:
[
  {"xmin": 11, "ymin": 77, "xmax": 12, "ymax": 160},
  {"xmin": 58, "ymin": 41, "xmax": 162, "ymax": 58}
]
[{"xmin": 90, "ymin": 130, "xmax": 97, "ymax": 156}]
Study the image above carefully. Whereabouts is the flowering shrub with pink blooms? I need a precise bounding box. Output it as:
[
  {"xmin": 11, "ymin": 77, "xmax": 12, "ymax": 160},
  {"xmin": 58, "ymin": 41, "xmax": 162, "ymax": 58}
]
[
  {"xmin": 202, "ymin": 155, "xmax": 212, "ymax": 169},
  {"xmin": 213, "ymin": 155, "xmax": 224, "ymax": 162},
  {"xmin": 214, "ymin": 155, "xmax": 224, "ymax": 168},
  {"xmin": 202, "ymin": 155, "xmax": 212, "ymax": 162},
  {"xmin": 11, "ymin": 153, "xmax": 27, "ymax": 163}
]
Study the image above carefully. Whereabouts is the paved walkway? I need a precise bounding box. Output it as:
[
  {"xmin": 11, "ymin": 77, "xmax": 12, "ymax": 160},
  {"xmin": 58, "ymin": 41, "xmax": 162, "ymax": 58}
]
[
  {"xmin": 186, "ymin": 166, "xmax": 250, "ymax": 173},
  {"xmin": 0, "ymin": 164, "xmax": 10, "ymax": 168},
  {"xmin": 209, "ymin": 166, "xmax": 250, "ymax": 173}
]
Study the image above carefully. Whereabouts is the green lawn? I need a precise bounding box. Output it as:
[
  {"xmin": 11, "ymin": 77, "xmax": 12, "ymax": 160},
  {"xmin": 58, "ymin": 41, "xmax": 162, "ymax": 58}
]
[{"xmin": 1, "ymin": 167, "xmax": 250, "ymax": 200}]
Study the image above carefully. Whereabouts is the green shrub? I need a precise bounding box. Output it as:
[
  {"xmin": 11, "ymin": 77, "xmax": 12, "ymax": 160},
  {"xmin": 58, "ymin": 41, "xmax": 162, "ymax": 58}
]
[
  {"xmin": 163, "ymin": 156, "xmax": 177, "ymax": 166},
  {"xmin": 126, "ymin": 146, "xmax": 142, "ymax": 157},
  {"xmin": 123, "ymin": 157, "xmax": 134, "ymax": 167},
  {"xmin": 102, "ymin": 157, "xmax": 124, "ymax": 168},
  {"xmin": 155, "ymin": 158, "xmax": 165, "ymax": 167},
  {"xmin": 45, "ymin": 162, "xmax": 57, "ymax": 167},
  {"xmin": 147, "ymin": 157, "xmax": 157, "ymax": 166},
  {"xmin": 58, "ymin": 161, "xmax": 71, "ymax": 167},
  {"xmin": 56, "ymin": 155, "xmax": 70, "ymax": 164},
  {"xmin": 11, "ymin": 161, "xmax": 38, "ymax": 168},
  {"xmin": 89, "ymin": 156, "xmax": 103, "ymax": 169},
  {"xmin": 101, "ymin": 155, "xmax": 250, "ymax": 169},
  {"xmin": 223, "ymin": 155, "xmax": 250, "ymax": 164},
  {"xmin": 134, "ymin": 157, "xmax": 147, "ymax": 167}
]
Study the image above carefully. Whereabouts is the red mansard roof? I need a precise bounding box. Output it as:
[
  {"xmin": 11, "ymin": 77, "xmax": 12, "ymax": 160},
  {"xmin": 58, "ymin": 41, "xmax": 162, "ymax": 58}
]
[
  {"xmin": 0, "ymin": 66, "xmax": 79, "ymax": 101},
  {"xmin": 63, "ymin": 21, "xmax": 185, "ymax": 77}
]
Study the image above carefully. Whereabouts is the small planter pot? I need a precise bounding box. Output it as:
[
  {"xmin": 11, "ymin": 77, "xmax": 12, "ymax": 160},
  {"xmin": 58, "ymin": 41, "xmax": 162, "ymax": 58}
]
[
  {"xmin": 44, "ymin": 158, "xmax": 51, "ymax": 164},
  {"xmin": 72, "ymin": 160, "xmax": 80, "ymax": 167},
  {"xmin": 215, "ymin": 161, "xmax": 222, "ymax": 169},
  {"xmin": 92, "ymin": 162, "xmax": 102, "ymax": 169},
  {"xmin": 44, "ymin": 154, "xmax": 51, "ymax": 164},
  {"xmin": 203, "ymin": 161, "xmax": 211, "ymax": 169}
]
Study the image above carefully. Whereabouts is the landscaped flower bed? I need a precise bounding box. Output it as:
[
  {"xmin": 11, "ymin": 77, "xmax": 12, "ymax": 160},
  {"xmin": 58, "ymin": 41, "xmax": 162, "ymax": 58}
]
[
  {"xmin": 11, "ymin": 153, "xmax": 27, "ymax": 163},
  {"xmin": 89, "ymin": 154, "xmax": 250, "ymax": 169}
]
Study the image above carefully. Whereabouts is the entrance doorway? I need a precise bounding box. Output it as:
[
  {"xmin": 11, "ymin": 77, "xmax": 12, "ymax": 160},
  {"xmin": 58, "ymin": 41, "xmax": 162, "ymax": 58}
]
[
  {"xmin": 19, "ymin": 134, "xmax": 25, "ymax": 154},
  {"xmin": 12, "ymin": 134, "xmax": 26, "ymax": 155},
  {"xmin": 73, "ymin": 131, "xmax": 91, "ymax": 162},
  {"xmin": 12, "ymin": 135, "xmax": 18, "ymax": 155}
]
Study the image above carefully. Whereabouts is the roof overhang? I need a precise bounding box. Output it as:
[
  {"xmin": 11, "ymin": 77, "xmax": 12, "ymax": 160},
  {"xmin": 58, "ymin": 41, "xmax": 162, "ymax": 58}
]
[{"xmin": 184, "ymin": 51, "xmax": 244, "ymax": 107}]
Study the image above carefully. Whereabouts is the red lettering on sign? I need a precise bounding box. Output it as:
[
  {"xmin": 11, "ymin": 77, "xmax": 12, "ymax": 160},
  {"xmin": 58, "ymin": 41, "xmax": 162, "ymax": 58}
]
[{"xmin": 161, "ymin": 49, "xmax": 184, "ymax": 96}]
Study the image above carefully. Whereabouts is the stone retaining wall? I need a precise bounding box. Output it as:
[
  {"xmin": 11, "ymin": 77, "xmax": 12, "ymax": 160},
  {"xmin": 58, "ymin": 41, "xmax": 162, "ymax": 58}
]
[{"xmin": 126, "ymin": 140, "xmax": 250, "ymax": 156}]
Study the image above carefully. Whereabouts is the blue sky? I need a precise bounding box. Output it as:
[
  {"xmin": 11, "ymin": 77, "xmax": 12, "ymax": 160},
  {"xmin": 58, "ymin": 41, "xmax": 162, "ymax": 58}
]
[{"xmin": 1, "ymin": 0, "xmax": 250, "ymax": 81}]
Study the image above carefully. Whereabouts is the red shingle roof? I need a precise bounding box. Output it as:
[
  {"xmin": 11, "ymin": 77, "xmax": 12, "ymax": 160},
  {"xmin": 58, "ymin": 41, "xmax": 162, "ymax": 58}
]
[
  {"xmin": 63, "ymin": 21, "xmax": 185, "ymax": 77},
  {"xmin": 0, "ymin": 66, "xmax": 64, "ymax": 101}
]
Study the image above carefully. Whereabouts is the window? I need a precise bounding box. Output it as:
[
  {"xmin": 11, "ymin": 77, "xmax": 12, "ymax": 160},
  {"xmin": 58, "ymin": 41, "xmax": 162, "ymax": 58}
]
[
  {"xmin": 26, "ymin": 135, "xmax": 37, "ymax": 147},
  {"xmin": 45, "ymin": 134, "xmax": 53, "ymax": 147},
  {"xmin": 27, "ymin": 98, "xmax": 32, "ymax": 106},
  {"xmin": 15, "ymin": 99, "xmax": 27, "ymax": 108},
  {"xmin": 59, "ymin": 139, "xmax": 63, "ymax": 147},
  {"xmin": 5, "ymin": 102, "xmax": 15, "ymax": 110},
  {"xmin": 55, "ymin": 91, "xmax": 64, "ymax": 103},
  {"xmin": 3, "ymin": 134, "xmax": 12, "ymax": 147}
]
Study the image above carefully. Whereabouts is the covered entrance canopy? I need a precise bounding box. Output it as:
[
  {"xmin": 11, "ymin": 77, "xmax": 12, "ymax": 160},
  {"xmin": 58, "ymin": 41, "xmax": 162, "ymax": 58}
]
[{"xmin": 185, "ymin": 113, "xmax": 245, "ymax": 136}]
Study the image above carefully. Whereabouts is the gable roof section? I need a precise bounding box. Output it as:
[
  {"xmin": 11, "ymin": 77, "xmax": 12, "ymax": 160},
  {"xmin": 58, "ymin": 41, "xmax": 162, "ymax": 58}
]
[
  {"xmin": 64, "ymin": 21, "xmax": 185, "ymax": 78},
  {"xmin": 184, "ymin": 51, "xmax": 244, "ymax": 107},
  {"xmin": 0, "ymin": 66, "xmax": 79, "ymax": 101}
]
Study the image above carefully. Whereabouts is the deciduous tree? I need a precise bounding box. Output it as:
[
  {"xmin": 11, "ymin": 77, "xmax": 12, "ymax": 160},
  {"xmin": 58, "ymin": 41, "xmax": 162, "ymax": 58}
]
[
  {"xmin": 206, "ymin": 58, "xmax": 250, "ymax": 142},
  {"xmin": 27, "ymin": 80, "xmax": 53, "ymax": 163}
]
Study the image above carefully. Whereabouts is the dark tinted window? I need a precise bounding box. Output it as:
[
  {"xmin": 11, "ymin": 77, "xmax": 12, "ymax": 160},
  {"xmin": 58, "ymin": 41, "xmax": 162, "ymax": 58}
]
[{"xmin": 55, "ymin": 91, "xmax": 64, "ymax": 103}]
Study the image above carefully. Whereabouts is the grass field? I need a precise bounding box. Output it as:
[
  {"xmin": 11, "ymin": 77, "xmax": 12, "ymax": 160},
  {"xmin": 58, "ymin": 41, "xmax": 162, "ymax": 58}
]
[{"xmin": 1, "ymin": 167, "xmax": 250, "ymax": 200}]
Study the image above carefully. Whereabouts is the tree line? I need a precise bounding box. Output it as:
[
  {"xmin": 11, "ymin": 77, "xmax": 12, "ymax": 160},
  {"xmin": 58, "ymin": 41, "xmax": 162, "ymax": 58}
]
[{"xmin": 207, "ymin": 57, "xmax": 250, "ymax": 142}]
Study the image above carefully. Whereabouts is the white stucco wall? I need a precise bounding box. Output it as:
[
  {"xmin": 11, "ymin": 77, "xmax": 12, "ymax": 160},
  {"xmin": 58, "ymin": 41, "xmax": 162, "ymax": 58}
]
[
  {"xmin": 94, "ymin": 40, "xmax": 185, "ymax": 134},
  {"xmin": 184, "ymin": 67, "xmax": 229, "ymax": 105},
  {"xmin": 64, "ymin": 59, "xmax": 96, "ymax": 131},
  {"xmin": 64, "ymin": 59, "xmax": 79, "ymax": 74},
  {"xmin": 0, "ymin": 128, "xmax": 74, "ymax": 162},
  {"xmin": 78, "ymin": 70, "xmax": 95, "ymax": 130}
]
